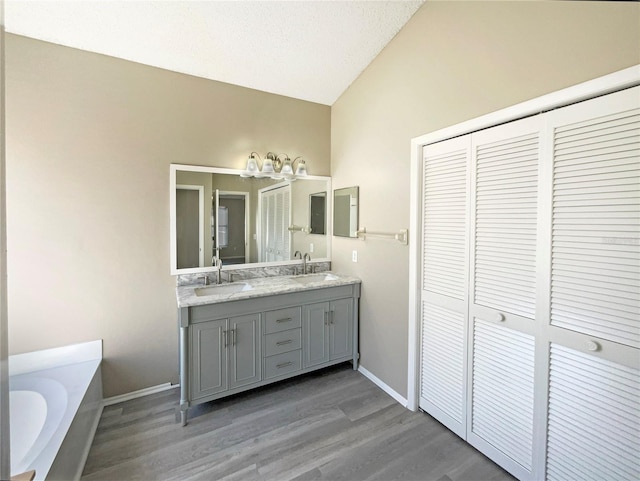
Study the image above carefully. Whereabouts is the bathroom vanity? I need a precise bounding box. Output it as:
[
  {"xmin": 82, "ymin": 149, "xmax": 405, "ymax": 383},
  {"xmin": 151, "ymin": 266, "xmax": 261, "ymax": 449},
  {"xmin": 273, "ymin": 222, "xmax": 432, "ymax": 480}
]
[{"xmin": 176, "ymin": 272, "xmax": 360, "ymax": 425}]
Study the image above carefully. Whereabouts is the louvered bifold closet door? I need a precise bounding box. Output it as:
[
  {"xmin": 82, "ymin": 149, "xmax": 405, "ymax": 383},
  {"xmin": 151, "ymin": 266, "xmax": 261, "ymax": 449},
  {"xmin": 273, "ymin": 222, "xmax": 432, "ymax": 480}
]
[
  {"xmin": 420, "ymin": 135, "xmax": 470, "ymax": 438},
  {"xmin": 544, "ymin": 85, "xmax": 640, "ymax": 480},
  {"xmin": 274, "ymin": 188, "xmax": 286, "ymax": 261},
  {"xmin": 547, "ymin": 344, "xmax": 640, "ymax": 481},
  {"xmin": 549, "ymin": 86, "xmax": 640, "ymax": 348},
  {"xmin": 467, "ymin": 115, "xmax": 543, "ymax": 481},
  {"xmin": 261, "ymin": 192, "xmax": 272, "ymax": 262},
  {"xmin": 282, "ymin": 187, "xmax": 291, "ymax": 260}
]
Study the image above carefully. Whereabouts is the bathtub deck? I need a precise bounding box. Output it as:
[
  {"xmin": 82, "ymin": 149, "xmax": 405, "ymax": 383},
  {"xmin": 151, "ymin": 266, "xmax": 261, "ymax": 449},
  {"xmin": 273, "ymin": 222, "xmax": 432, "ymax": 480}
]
[
  {"xmin": 10, "ymin": 351, "xmax": 102, "ymax": 481},
  {"xmin": 81, "ymin": 363, "xmax": 515, "ymax": 481}
]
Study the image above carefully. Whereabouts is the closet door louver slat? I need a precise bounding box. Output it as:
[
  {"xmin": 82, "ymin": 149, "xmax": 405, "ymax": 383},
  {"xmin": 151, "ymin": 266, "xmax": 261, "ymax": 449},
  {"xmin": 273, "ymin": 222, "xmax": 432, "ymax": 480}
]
[
  {"xmin": 422, "ymin": 148, "xmax": 468, "ymax": 300},
  {"xmin": 474, "ymin": 131, "xmax": 539, "ymax": 320},
  {"xmin": 551, "ymin": 106, "xmax": 640, "ymax": 348},
  {"xmin": 421, "ymin": 302, "xmax": 465, "ymax": 427},
  {"xmin": 420, "ymin": 136, "xmax": 470, "ymax": 437},
  {"xmin": 470, "ymin": 320, "xmax": 535, "ymax": 473},
  {"xmin": 547, "ymin": 344, "xmax": 640, "ymax": 481}
]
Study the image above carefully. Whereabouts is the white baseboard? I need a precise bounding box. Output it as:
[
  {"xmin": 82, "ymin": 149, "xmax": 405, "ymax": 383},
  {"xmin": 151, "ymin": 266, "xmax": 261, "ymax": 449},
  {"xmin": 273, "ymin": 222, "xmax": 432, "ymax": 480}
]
[
  {"xmin": 103, "ymin": 382, "xmax": 179, "ymax": 406},
  {"xmin": 358, "ymin": 365, "xmax": 408, "ymax": 408}
]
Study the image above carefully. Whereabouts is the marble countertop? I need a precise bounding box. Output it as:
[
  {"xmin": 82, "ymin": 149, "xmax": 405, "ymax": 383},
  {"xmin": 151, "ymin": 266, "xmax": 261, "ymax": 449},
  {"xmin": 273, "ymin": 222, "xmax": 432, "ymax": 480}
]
[{"xmin": 176, "ymin": 271, "xmax": 361, "ymax": 308}]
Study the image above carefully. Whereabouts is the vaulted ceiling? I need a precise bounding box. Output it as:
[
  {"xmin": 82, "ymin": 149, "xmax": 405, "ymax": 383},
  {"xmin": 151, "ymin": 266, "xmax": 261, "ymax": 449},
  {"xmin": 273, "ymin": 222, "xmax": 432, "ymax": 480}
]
[{"xmin": 5, "ymin": 1, "xmax": 424, "ymax": 105}]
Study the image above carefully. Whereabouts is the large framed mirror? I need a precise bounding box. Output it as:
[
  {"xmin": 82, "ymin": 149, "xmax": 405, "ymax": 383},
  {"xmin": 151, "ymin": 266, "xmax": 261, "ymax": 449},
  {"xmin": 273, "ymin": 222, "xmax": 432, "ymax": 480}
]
[
  {"xmin": 333, "ymin": 186, "xmax": 359, "ymax": 238},
  {"xmin": 170, "ymin": 164, "xmax": 331, "ymax": 274}
]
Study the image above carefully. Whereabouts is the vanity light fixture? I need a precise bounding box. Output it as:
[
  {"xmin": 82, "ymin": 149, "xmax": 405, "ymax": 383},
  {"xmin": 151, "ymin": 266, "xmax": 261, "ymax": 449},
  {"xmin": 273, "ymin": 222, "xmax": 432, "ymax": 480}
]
[
  {"xmin": 240, "ymin": 152, "xmax": 261, "ymax": 178},
  {"xmin": 261, "ymin": 152, "xmax": 277, "ymax": 177},
  {"xmin": 240, "ymin": 151, "xmax": 309, "ymax": 179}
]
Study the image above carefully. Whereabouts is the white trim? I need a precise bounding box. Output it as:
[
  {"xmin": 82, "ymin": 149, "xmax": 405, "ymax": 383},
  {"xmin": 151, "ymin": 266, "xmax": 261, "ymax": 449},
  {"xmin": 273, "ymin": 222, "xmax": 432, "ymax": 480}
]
[
  {"xmin": 102, "ymin": 382, "xmax": 178, "ymax": 407},
  {"xmin": 407, "ymin": 65, "xmax": 640, "ymax": 416},
  {"xmin": 358, "ymin": 365, "xmax": 408, "ymax": 408},
  {"xmin": 406, "ymin": 138, "xmax": 422, "ymax": 412}
]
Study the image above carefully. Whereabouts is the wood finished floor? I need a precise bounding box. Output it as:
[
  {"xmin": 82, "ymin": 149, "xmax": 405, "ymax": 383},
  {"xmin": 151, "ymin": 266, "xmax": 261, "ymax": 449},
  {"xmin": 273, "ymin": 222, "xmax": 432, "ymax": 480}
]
[{"xmin": 81, "ymin": 364, "xmax": 515, "ymax": 481}]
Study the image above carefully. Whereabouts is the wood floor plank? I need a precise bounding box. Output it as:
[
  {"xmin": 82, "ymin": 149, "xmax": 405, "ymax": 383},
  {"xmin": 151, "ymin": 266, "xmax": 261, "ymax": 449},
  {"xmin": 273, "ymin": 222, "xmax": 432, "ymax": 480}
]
[{"xmin": 82, "ymin": 363, "xmax": 515, "ymax": 481}]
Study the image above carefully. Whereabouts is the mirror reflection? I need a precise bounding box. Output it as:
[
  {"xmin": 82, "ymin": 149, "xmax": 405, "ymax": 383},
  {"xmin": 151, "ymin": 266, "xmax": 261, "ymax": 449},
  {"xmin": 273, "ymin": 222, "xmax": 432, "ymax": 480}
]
[
  {"xmin": 172, "ymin": 166, "xmax": 330, "ymax": 273},
  {"xmin": 309, "ymin": 192, "xmax": 327, "ymax": 236},
  {"xmin": 333, "ymin": 186, "xmax": 359, "ymax": 238}
]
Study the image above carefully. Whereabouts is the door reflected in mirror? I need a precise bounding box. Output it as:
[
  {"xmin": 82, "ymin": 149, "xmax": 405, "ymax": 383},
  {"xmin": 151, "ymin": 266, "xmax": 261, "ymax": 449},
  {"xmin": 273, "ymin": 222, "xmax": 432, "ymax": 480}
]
[
  {"xmin": 309, "ymin": 192, "xmax": 326, "ymax": 235},
  {"xmin": 333, "ymin": 186, "xmax": 359, "ymax": 238},
  {"xmin": 171, "ymin": 165, "xmax": 331, "ymax": 274}
]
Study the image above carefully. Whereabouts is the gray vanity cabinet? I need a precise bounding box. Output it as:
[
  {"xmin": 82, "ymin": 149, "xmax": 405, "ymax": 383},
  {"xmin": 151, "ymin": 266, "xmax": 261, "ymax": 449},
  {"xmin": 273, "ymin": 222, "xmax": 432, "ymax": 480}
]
[
  {"xmin": 228, "ymin": 314, "xmax": 261, "ymax": 389},
  {"xmin": 191, "ymin": 319, "xmax": 227, "ymax": 398},
  {"xmin": 190, "ymin": 313, "xmax": 261, "ymax": 400},
  {"xmin": 303, "ymin": 302, "xmax": 330, "ymax": 367},
  {"xmin": 329, "ymin": 297, "xmax": 353, "ymax": 360},
  {"xmin": 178, "ymin": 280, "xmax": 360, "ymax": 425},
  {"xmin": 303, "ymin": 297, "xmax": 353, "ymax": 368}
]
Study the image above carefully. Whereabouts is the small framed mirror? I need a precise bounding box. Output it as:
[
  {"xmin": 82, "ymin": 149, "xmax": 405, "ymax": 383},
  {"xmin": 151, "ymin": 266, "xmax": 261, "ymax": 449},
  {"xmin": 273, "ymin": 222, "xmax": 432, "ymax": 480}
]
[
  {"xmin": 333, "ymin": 186, "xmax": 359, "ymax": 238},
  {"xmin": 309, "ymin": 192, "xmax": 326, "ymax": 235}
]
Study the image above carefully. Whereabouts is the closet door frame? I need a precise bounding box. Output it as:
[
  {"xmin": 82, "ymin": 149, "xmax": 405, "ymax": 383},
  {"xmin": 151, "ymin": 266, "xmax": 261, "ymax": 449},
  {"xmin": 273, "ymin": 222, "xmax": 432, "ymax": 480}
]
[
  {"xmin": 409, "ymin": 65, "xmax": 639, "ymax": 480},
  {"xmin": 407, "ymin": 65, "xmax": 640, "ymax": 411},
  {"xmin": 408, "ymin": 64, "xmax": 639, "ymax": 413}
]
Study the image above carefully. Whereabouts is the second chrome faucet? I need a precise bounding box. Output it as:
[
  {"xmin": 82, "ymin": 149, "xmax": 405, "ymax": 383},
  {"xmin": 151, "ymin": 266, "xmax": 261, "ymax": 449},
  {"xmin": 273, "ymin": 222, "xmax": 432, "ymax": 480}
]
[{"xmin": 293, "ymin": 251, "xmax": 312, "ymax": 275}]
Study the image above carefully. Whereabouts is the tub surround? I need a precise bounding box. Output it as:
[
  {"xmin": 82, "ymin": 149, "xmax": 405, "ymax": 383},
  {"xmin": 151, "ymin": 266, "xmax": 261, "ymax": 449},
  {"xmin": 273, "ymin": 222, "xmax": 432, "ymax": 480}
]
[{"xmin": 177, "ymin": 272, "xmax": 361, "ymax": 425}]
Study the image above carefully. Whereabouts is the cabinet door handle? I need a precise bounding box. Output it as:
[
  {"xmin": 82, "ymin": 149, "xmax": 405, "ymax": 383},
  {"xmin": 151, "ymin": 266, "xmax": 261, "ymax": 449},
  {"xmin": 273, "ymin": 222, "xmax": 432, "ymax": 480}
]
[
  {"xmin": 232, "ymin": 328, "xmax": 236, "ymax": 346},
  {"xmin": 276, "ymin": 361, "xmax": 293, "ymax": 369},
  {"xmin": 276, "ymin": 339, "xmax": 293, "ymax": 346},
  {"xmin": 330, "ymin": 310, "xmax": 335, "ymax": 325},
  {"xmin": 223, "ymin": 329, "xmax": 228, "ymax": 348},
  {"xmin": 276, "ymin": 317, "xmax": 292, "ymax": 324}
]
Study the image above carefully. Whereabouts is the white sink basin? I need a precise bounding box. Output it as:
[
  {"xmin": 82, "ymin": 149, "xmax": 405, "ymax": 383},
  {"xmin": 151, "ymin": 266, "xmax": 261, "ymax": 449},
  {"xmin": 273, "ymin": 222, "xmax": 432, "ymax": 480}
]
[
  {"xmin": 292, "ymin": 273, "xmax": 339, "ymax": 285},
  {"xmin": 195, "ymin": 283, "xmax": 253, "ymax": 297}
]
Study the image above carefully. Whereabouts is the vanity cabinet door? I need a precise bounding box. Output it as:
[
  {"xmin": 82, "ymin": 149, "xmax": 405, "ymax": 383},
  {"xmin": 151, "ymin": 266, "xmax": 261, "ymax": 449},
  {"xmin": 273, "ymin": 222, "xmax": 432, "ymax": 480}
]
[
  {"xmin": 329, "ymin": 298, "xmax": 353, "ymax": 360},
  {"xmin": 303, "ymin": 302, "xmax": 330, "ymax": 368},
  {"xmin": 228, "ymin": 314, "xmax": 262, "ymax": 389},
  {"xmin": 191, "ymin": 319, "xmax": 228, "ymax": 399}
]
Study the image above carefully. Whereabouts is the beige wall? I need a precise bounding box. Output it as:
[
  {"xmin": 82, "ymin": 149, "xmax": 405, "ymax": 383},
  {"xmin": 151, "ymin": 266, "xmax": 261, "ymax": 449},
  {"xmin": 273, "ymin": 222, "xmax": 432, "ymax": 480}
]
[
  {"xmin": 5, "ymin": 34, "xmax": 330, "ymax": 397},
  {"xmin": 331, "ymin": 1, "xmax": 640, "ymax": 397}
]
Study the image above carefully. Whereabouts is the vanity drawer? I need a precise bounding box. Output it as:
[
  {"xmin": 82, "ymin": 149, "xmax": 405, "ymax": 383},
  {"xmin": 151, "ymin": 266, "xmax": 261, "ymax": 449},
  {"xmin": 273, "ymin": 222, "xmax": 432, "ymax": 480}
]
[
  {"xmin": 265, "ymin": 328, "xmax": 301, "ymax": 356},
  {"xmin": 264, "ymin": 307, "xmax": 301, "ymax": 334},
  {"xmin": 264, "ymin": 350, "xmax": 302, "ymax": 379}
]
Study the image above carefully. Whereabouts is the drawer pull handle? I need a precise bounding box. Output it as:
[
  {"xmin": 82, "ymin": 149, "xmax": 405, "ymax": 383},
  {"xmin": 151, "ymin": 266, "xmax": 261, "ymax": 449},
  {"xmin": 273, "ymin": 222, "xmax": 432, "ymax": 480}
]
[
  {"xmin": 276, "ymin": 317, "xmax": 292, "ymax": 323},
  {"xmin": 277, "ymin": 361, "xmax": 293, "ymax": 369},
  {"xmin": 276, "ymin": 339, "xmax": 293, "ymax": 346}
]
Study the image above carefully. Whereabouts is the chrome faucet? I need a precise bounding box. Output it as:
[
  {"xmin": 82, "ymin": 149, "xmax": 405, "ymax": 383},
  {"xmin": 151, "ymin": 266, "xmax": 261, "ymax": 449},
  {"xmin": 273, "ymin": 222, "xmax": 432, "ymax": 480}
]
[
  {"xmin": 199, "ymin": 275, "xmax": 210, "ymax": 286},
  {"xmin": 303, "ymin": 253, "xmax": 311, "ymax": 275},
  {"xmin": 294, "ymin": 251, "xmax": 302, "ymax": 275},
  {"xmin": 213, "ymin": 257, "xmax": 223, "ymax": 284}
]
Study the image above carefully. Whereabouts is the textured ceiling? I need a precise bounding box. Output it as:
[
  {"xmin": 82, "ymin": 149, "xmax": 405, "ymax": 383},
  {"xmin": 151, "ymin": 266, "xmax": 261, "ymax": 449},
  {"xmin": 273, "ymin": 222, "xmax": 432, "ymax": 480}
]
[{"xmin": 5, "ymin": 0, "xmax": 424, "ymax": 105}]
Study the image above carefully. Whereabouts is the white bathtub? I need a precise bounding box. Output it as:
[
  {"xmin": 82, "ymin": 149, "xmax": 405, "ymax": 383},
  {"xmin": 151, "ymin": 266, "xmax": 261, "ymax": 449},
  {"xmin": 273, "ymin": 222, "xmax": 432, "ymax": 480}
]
[{"xmin": 9, "ymin": 341, "xmax": 103, "ymax": 481}]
